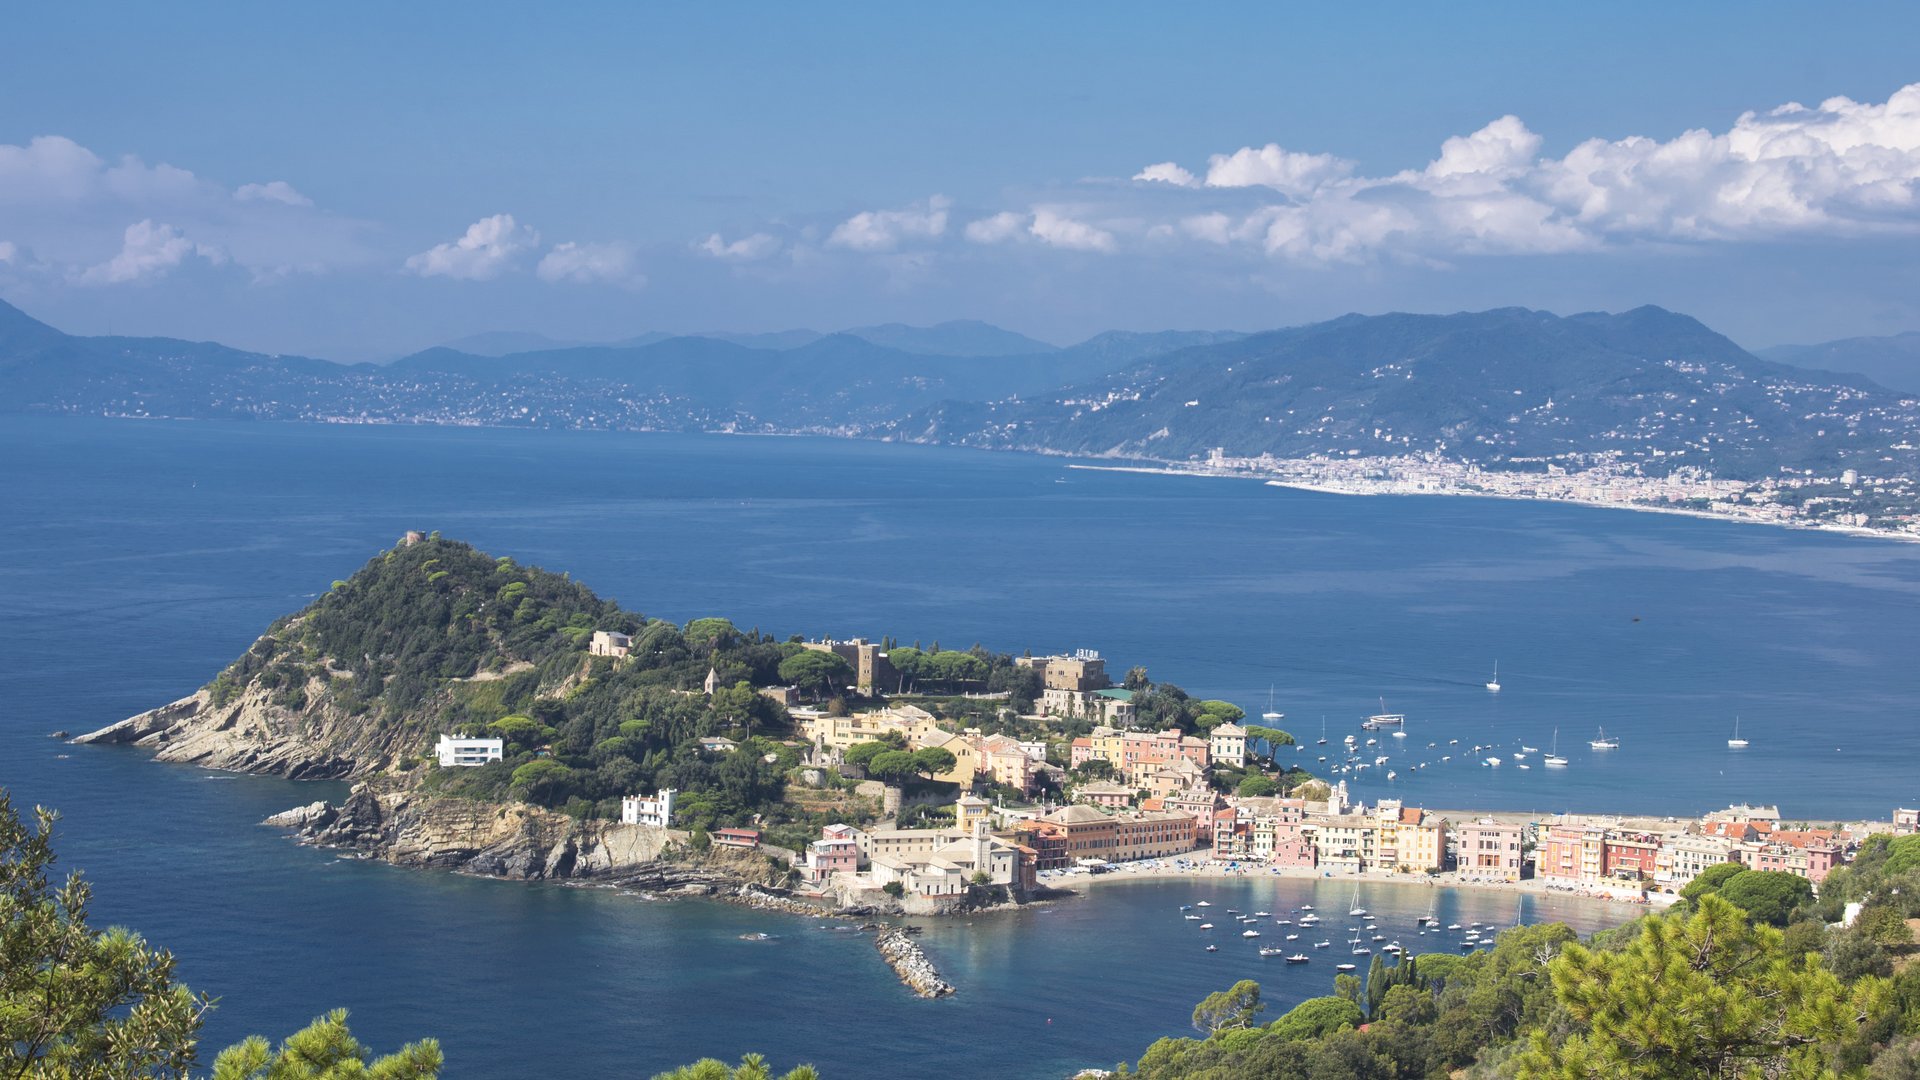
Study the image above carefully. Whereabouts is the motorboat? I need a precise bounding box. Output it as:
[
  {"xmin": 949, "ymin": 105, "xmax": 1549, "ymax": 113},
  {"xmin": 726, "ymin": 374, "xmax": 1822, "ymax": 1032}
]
[
  {"xmin": 1285, "ymin": 954, "xmax": 1310, "ymax": 963},
  {"xmin": 1204, "ymin": 944, "xmax": 1217, "ymax": 952},
  {"xmin": 1242, "ymin": 930, "xmax": 1261, "ymax": 938}
]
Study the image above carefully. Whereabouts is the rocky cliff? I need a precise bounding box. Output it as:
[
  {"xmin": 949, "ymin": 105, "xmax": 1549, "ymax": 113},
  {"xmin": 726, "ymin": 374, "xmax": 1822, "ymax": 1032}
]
[
  {"xmin": 73, "ymin": 667, "xmax": 409, "ymax": 779},
  {"xmin": 261, "ymin": 780, "xmax": 751, "ymax": 883}
]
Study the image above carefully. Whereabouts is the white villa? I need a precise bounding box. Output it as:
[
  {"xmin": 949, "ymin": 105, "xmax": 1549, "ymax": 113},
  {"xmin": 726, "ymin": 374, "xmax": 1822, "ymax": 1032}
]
[
  {"xmin": 621, "ymin": 788, "xmax": 677, "ymax": 828},
  {"xmin": 435, "ymin": 735, "xmax": 504, "ymax": 767}
]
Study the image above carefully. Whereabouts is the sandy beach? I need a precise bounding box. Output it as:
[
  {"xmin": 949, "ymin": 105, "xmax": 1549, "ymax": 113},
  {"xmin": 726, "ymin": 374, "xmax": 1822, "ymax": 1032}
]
[{"xmin": 1047, "ymin": 855, "xmax": 1673, "ymax": 909}]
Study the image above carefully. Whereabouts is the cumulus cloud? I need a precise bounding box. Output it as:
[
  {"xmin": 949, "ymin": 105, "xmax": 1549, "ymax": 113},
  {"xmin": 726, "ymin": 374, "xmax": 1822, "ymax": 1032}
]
[
  {"xmin": 1202, "ymin": 145, "xmax": 1356, "ymax": 195},
  {"xmin": 536, "ymin": 240, "xmax": 643, "ymax": 286},
  {"xmin": 828, "ymin": 195, "xmax": 951, "ymax": 251},
  {"xmin": 0, "ymin": 134, "xmax": 374, "ymax": 282},
  {"xmin": 1120, "ymin": 83, "xmax": 1920, "ymax": 263},
  {"xmin": 1134, "ymin": 162, "xmax": 1199, "ymax": 187},
  {"xmin": 1029, "ymin": 208, "xmax": 1117, "ymax": 253},
  {"xmin": 76, "ymin": 220, "xmax": 223, "ymax": 285},
  {"xmin": 404, "ymin": 214, "xmax": 538, "ymax": 280},
  {"xmin": 234, "ymin": 180, "xmax": 313, "ymax": 207},
  {"xmin": 964, "ymin": 211, "xmax": 1029, "ymax": 244},
  {"xmin": 699, "ymin": 231, "xmax": 782, "ymax": 261}
]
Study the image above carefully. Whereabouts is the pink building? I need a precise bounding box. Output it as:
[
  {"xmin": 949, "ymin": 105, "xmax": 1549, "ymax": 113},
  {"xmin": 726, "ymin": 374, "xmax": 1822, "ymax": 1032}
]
[{"xmin": 1455, "ymin": 819, "xmax": 1525, "ymax": 881}]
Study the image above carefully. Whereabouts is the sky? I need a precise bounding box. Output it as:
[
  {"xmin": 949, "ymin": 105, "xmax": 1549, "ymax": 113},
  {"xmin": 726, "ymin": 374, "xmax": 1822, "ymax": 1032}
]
[{"xmin": 4, "ymin": 3, "xmax": 1920, "ymax": 360}]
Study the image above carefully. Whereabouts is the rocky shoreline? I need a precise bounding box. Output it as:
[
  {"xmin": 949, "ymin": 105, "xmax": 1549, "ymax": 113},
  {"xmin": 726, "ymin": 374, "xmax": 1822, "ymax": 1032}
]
[{"xmin": 874, "ymin": 927, "xmax": 955, "ymax": 999}]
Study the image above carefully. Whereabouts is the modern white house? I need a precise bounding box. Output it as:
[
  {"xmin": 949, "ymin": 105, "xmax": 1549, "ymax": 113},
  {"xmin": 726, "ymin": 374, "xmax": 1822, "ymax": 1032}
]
[
  {"xmin": 621, "ymin": 788, "xmax": 677, "ymax": 828},
  {"xmin": 589, "ymin": 630, "xmax": 633, "ymax": 658},
  {"xmin": 435, "ymin": 734, "xmax": 504, "ymax": 767}
]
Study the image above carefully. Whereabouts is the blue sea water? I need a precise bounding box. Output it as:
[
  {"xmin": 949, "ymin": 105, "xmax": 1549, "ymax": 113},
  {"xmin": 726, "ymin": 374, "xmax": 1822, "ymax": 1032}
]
[{"xmin": 4, "ymin": 415, "xmax": 1918, "ymax": 1077}]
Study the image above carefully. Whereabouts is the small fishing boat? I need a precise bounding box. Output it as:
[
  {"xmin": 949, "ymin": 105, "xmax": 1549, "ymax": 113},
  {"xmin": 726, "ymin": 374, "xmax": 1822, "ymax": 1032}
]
[{"xmin": 1589, "ymin": 728, "xmax": 1619, "ymax": 750}]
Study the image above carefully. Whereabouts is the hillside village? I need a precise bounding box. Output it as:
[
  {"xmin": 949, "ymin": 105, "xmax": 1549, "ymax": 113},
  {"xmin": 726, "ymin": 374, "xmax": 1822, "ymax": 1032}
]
[{"xmin": 431, "ymin": 635, "xmax": 1898, "ymax": 912}]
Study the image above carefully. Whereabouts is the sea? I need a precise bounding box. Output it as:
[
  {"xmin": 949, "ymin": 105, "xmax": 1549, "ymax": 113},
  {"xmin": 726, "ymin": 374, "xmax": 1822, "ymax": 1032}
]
[{"xmin": 4, "ymin": 415, "xmax": 1918, "ymax": 1078}]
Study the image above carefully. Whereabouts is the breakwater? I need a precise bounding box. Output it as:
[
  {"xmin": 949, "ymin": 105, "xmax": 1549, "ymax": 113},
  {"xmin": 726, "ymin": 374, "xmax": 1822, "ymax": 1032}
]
[{"xmin": 874, "ymin": 927, "xmax": 955, "ymax": 998}]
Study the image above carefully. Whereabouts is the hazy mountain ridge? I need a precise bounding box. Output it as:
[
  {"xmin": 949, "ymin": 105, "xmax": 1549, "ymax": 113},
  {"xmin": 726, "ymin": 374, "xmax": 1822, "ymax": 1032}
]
[
  {"xmin": 1758, "ymin": 332, "xmax": 1920, "ymax": 395},
  {"xmin": 5, "ymin": 297, "xmax": 1919, "ymax": 488},
  {"xmin": 880, "ymin": 306, "xmax": 1920, "ymax": 481}
]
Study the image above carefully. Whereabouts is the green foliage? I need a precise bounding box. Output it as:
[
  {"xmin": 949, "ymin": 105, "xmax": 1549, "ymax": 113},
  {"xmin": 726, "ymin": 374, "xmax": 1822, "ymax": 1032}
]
[
  {"xmin": 1192, "ymin": 980, "xmax": 1265, "ymax": 1036},
  {"xmin": 1679, "ymin": 860, "xmax": 1747, "ymax": 904},
  {"xmin": 881, "ymin": 881, "xmax": 904, "ymax": 898},
  {"xmin": 844, "ymin": 737, "xmax": 905, "ymax": 768},
  {"xmin": 777, "ymin": 651, "xmax": 853, "ymax": 697},
  {"xmin": 1266, "ymin": 996, "xmax": 1362, "ymax": 1042},
  {"xmin": 1718, "ymin": 869, "xmax": 1816, "ymax": 926},
  {"xmin": 211, "ymin": 1010, "xmax": 442, "ymax": 1079},
  {"xmin": 865, "ymin": 751, "xmax": 920, "ymax": 785},
  {"xmin": 1515, "ymin": 894, "xmax": 1890, "ymax": 1078},
  {"xmin": 1243, "ymin": 725, "xmax": 1293, "ymax": 747},
  {"xmin": 1235, "ymin": 775, "xmax": 1279, "ymax": 798},
  {"xmin": 648, "ymin": 1053, "xmax": 819, "ymax": 1080},
  {"xmin": 3, "ymin": 791, "xmax": 437, "ymax": 1080},
  {"xmin": 1, "ymin": 792, "xmax": 208, "ymax": 1079},
  {"xmin": 911, "ymin": 746, "xmax": 956, "ymax": 777}
]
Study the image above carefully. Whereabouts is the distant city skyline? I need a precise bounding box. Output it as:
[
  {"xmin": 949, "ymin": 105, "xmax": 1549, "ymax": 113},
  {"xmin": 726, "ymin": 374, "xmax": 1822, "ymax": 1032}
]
[{"xmin": 5, "ymin": 3, "xmax": 1920, "ymax": 359}]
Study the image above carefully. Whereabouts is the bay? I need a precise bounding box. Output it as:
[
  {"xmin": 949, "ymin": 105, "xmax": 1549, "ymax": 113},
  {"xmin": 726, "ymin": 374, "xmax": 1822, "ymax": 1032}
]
[{"xmin": 3, "ymin": 415, "xmax": 1915, "ymax": 1077}]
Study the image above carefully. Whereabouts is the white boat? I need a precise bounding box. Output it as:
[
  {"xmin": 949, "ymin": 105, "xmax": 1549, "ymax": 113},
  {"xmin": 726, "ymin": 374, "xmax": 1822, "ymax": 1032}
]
[
  {"xmin": 1347, "ymin": 887, "xmax": 1367, "ymax": 917},
  {"xmin": 1285, "ymin": 954, "xmax": 1310, "ymax": 963},
  {"xmin": 1195, "ymin": 901, "xmax": 1211, "ymax": 907},
  {"xmin": 1262, "ymin": 686, "xmax": 1284, "ymax": 725},
  {"xmin": 1391, "ymin": 730, "xmax": 1407, "ymax": 739},
  {"xmin": 1516, "ymin": 763, "xmax": 1531, "ymax": 770},
  {"xmin": 1285, "ymin": 933, "xmax": 1299, "ymax": 940},
  {"xmin": 1314, "ymin": 940, "xmax": 1331, "ymax": 948},
  {"xmin": 1199, "ymin": 923, "xmax": 1214, "ymax": 930},
  {"xmin": 1184, "ymin": 915, "xmax": 1201, "ymax": 921},
  {"xmin": 1589, "ymin": 728, "xmax": 1619, "ymax": 750},
  {"xmin": 1484, "ymin": 756, "xmax": 1501, "ymax": 766},
  {"xmin": 1544, "ymin": 728, "xmax": 1569, "ymax": 767},
  {"xmin": 1386, "ymin": 770, "xmax": 1397, "ymax": 781},
  {"xmin": 1205, "ymin": 944, "xmax": 1217, "ymax": 952},
  {"xmin": 1336, "ymin": 962, "xmax": 1356, "ymax": 971},
  {"xmin": 1253, "ymin": 911, "xmax": 1272, "ymax": 918},
  {"xmin": 1364, "ymin": 697, "xmax": 1406, "ymax": 730},
  {"xmin": 1318, "ymin": 718, "xmax": 1328, "ymax": 746},
  {"xmin": 1486, "ymin": 660, "xmax": 1501, "ymax": 693},
  {"xmin": 1259, "ymin": 946, "xmax": 1285, "ymax": 957},
  {"xmin": 1728, "ymin": 717, "xmax": 1749, "ymax": 749},
  {"xmin": 1242, "ymin": 930, "xmax": 1260, "ymax": 938}
]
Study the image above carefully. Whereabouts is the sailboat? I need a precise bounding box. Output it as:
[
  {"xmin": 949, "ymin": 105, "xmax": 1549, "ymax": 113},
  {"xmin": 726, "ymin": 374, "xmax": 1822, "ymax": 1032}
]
[
  {"xmin": 1347, "ymin": 885, "xmax": 1367, "ymax": 917},
  {"xmin": 1727, "ymin": 717, "xmax": 1749, "ymax": 749},
  {"xmin": 1317, "ymin": 717, "xmax": 1328, "ymax": 746},
  {"xmin": 1486, "ymin": 660, "xmax": 1501, "ymax": 693},
  {"xmin": 1363, "ymin": 697, "xmax": 1405, "ymax": 731},
  {"xmin": 1543, "ymin": 728, "xmax": 1568, "ymax": 768},
  {"xmin": 1263, "ymin": 686, "xmax": 1284, "ymax": 725},
  {"xmin": 1589, "ymin": 727, "xmax": 1619, "ymax": 750}
]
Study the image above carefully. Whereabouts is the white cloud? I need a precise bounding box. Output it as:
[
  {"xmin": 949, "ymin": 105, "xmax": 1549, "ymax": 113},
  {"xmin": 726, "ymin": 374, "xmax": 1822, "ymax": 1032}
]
[
  {"xmin": 1134, "ymin": 162, "xmax": 1199, "ymax": 187},
  {"xmin": 1029, "ymin": 208, "xmax": 1117, "ymax": 253},
  {"xmin": 964, "ymin": 211, "xmax": 1029, "ymax": 244},
  {"xmin": 404, "ymin": 214, "xmax": 538, "ymax": 280},
  {"xmin": 234, "ymin": 181, "xmax": 313, "ymax": 207},
  {"xmin": 699, "ymin": 231, "xmax": 782, "ymax": 261},
  {"xmin": 537, "ymin": 241, "xmax": 643, "ymax": 286},
  {"xmin": 1118, "ymin": 83, "xmax": 1920, "ymax": 263},
  {"xmin": 76, "ymin": 220, "xmax": 224, "ymax": 285},
  {"xmin": 1204, "ymin": 145, "xmax": 1356, "ymax": 195},
  {"xmin": 827, "ymin": 195, "xmax": 951, "ymax": 251}
]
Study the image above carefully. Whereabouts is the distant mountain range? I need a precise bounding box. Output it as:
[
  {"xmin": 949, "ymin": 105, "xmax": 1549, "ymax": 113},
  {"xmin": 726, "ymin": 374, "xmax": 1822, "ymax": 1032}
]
[
  {"xmin": 3, "ymin": 296, "xmax": 1916, "ymax": 486},
  {"xmin": 433, "ymin": 318, "xmax": 1062, "ymax": 360},
  {"xmin": 884, "ymin": 306, "xmax": 1920, "ymax": 479},
  {"xmin": 1757, "ymin": 333, "xmax": 1920, "ymax": 395}
]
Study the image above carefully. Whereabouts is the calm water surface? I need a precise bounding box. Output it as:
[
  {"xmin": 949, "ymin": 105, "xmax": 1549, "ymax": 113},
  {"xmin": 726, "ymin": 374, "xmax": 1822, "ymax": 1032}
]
[{"xmin": 4, "ymin": 416, "xmax": 1916, "ymax": 1076}]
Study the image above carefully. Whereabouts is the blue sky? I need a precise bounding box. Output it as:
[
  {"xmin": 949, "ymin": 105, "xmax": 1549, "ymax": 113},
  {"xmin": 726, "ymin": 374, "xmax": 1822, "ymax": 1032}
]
[{"xmin": 4, "ymin": 3, "xmax": 1920, "ymax": 359}]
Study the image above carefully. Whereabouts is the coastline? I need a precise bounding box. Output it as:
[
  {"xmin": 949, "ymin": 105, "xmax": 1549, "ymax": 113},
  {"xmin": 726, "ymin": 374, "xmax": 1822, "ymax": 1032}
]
[
  {"xmin": 1063, "ymin": 462, "xmax": 1919, "ymax": 545},
  {"xmin": 1055, "ymin": 856, "xmax": 1670, "ymax": 909}
]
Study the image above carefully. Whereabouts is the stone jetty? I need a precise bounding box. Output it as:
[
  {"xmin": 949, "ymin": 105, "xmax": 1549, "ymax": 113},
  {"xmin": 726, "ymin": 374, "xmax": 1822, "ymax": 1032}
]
[{"xmin": 874, "ymin": 927, "xmax": 954, "ymax": 998}]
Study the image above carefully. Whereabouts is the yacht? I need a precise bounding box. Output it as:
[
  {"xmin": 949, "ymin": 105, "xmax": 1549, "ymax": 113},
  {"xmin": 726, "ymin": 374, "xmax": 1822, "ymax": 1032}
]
[
  {"xmin": 1336, "ymin": 962, "xmax": 1357, "ymax": 971},
  {"xmin": 1484, "ymin": 756, "xmax": 1501, "ymax": 767},
  {"xmin": 1727, "ymin": 718, "xmax": 1749, "ymax": 749},
  {"xmin": 1262, "ymin": 686, "xmax": 1284, "ymax": 725},
  {"xmin": 1259, "ymin": 946, "xmax": 1286, "ymax": 957},
  {"xmin": 1242, "ymin": 929, "xmax": 1261, "ymax": 938},
  {"xmin": 1589, "ymin": 728, "xmax": 1619, "ymax": 750},
  {"xmin": 1285, "ymin": 933, "xmax": 1299, "ymax": 941},
  {"xmin": 1285, "ymin": 954, "xmax": 1310, "ymax": 963},
  {"xmin": 1363, "ymin": 697, "xmax": 1406, "ymax": 730},
  {"xmin": 1347, "ymin": 887, "xmax": 1367, "ymax": 917},
  {"xmin": 1199, "ymin": 923, "xmax": 1214, "ymax": 930},
  {"xmin": 1543, "ymin": 728, "xmax": 1569, "ymax": 768},
  {"xmin": 1317, "ymin": 718, "xmax": 1328, "ymax": 746},
  {"xmin": 1314, "ymin": 940, "xmax": 1331, "ymax": 949},
  {"xmin": 1486, "ymin": 660, "xmax": 1501, "ymax": 693}
]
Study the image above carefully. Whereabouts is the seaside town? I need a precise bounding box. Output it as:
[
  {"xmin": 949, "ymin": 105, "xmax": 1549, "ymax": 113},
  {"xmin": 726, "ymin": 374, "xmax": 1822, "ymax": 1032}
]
[
  {"xmin": 437, "ymin": 639, "xmax": 1898, "ymax": 912},
  {"xmin": 1117, "ymin": 450, "xmax": 1920, "ymax": 537}
]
